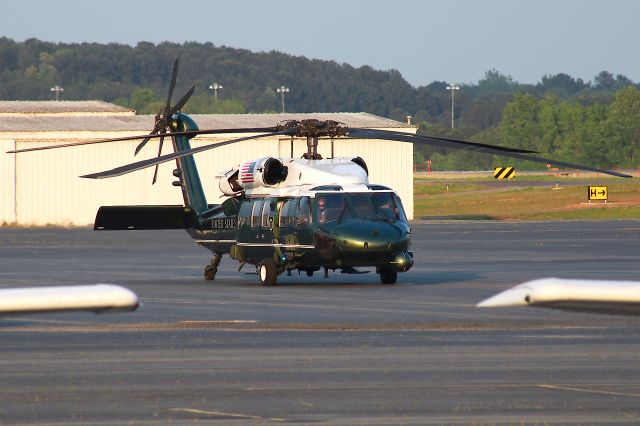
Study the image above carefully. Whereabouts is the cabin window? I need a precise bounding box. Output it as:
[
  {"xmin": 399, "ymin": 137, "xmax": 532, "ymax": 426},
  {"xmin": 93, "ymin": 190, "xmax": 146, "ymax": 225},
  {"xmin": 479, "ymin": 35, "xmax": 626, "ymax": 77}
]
[
  {"xmin": 278, "ymin": 199, "xmax": 292, "ymax": 227},
  {"xmin": 261, "ymin": 199, "xmax": 275, "ymax": 228},
  {"xmin": 296, "ymin": 197, "xmax": 311, "ymax": 226},
  {"xmin": 238, "ymin": 199, "xmax": 253, "ymax": 228},
  {"xmin": 251, "ymin": 200, "xmax": 263, "ymax": 228}
]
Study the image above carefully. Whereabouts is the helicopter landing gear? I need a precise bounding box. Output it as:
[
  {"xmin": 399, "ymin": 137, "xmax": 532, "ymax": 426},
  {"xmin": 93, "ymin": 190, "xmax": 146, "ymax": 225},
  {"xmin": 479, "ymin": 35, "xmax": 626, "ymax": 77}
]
[
  {"xmin": 379, "ymin": 266, "xmax": 397, "ymax": 285},
  {"xmin": 258, "ymin": 258, "xmax": 278, "ymax": 286},
  {"xmin": 204, "ymin": 252, "xmax": 222, "ymax": 281}
]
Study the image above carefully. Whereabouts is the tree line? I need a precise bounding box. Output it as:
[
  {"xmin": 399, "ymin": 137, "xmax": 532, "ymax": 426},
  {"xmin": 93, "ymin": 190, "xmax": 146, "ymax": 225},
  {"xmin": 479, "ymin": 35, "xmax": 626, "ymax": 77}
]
[
  {"xmin": 419, "ymin": 87, "xmax": 640, "ymax": 171},
  {"xmin": 0, "ymin": 37, "xmax": 638, "ymax": 169}
]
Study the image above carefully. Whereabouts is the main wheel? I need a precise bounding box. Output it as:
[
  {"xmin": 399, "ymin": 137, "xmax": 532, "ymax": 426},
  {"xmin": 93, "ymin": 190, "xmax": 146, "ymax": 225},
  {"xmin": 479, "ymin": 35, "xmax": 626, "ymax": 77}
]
[
  {"xmin": 259, "ymin": 259, "xmax": 278, "ymax": 286},
  {"xmin": 379, "ymin": 267, "xmax": 397, "ymax": 285},
  {"xmin": 204, "ymin": 265, "xmax": 216, "ymax": 281}
]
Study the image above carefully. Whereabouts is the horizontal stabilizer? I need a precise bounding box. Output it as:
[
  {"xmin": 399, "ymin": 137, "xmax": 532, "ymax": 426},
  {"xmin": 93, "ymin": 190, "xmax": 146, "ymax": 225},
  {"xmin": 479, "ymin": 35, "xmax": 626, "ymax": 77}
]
[
  {"xmin": 94, "ymin": 205, "xmax": 198, "ymax": 230},
  {"xmin": 478, "ymin": 278, "xmax": 640, "ymax": 316},
  {"xmin": 0, "ymin": 284, "xmax": 138, "ymax": 315}
]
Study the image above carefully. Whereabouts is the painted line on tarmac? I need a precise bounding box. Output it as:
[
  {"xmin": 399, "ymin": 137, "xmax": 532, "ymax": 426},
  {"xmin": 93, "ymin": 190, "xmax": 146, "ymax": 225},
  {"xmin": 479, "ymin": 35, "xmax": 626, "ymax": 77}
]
[
  {"xmin": 0, "ymin": 321, "xmax": 611, "ymax": 333},
  {"xmin": 179, "ymin": 320, "xmax": 257, "ymax": 324},
  {"xmin": 537, "ymin": 384, "xmax": 640, "ymax": 398},
  {"xmin": 167, "ymin": 407, "xmax": 286, "ymax": 421}
]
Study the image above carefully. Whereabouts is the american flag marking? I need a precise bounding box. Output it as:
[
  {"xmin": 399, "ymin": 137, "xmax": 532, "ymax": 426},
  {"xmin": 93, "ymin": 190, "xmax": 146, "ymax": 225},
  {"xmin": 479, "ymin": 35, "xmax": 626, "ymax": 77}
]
[{"xmin": 240, "ymin": 162, "xmax": 256, "ymax": 183}]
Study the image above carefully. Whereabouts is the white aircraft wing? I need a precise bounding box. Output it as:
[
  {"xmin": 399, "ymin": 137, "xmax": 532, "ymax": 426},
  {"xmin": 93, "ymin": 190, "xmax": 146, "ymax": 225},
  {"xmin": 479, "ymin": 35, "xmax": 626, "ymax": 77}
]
[
  {"xmin": 0, "ymin": 284, "xmax": 139, "ymax": 315},
  {"xmin": 477, "ymin": 278, "xmax": 640, "ymax": 316}
]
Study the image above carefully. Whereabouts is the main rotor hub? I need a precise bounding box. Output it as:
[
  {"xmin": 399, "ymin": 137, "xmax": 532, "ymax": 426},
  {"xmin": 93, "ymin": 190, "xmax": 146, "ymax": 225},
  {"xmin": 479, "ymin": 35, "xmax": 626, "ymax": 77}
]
[
  {"xmin": 276, "ymin": 119, "xmax": 348, "ymax": 138},
  {"xmin": 275, "ymin": 120, "xmax": 349, "ymax": 159}
]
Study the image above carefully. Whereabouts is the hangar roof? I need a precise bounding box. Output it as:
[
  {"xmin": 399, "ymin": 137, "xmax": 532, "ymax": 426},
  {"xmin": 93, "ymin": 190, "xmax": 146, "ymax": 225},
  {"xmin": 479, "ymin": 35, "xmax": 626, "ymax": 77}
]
[
  {"xmin": 0, "ymin": 101, "xmax": 134, "ymax": 116},
  {"xmin": 0, "ymin": 112, "xmax": 414, "ymax": 133}
]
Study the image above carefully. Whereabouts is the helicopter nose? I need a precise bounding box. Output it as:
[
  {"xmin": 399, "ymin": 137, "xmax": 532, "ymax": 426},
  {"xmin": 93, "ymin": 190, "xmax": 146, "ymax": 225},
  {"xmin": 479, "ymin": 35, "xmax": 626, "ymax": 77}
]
[{"xmin": 332, "ymin": 221, "xmax": 409, "ymax": 252}]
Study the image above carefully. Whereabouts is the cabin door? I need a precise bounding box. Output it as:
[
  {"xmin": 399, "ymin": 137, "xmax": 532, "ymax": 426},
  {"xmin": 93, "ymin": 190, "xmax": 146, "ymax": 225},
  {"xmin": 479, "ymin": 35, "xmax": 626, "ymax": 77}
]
[{"xmin": 293, "ymin": 196, "xmax": 313, "ymax": 246}]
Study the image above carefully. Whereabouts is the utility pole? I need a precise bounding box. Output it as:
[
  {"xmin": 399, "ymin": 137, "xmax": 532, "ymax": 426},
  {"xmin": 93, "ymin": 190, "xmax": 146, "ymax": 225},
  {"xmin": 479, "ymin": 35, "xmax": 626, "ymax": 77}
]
[
  {"xmin": 50, "ymin": 85, "xmax": 64, "ymax": 101},
  {"xmin": 208, "ymin": 82, "xmax": 223, "ymax": 104},
  {"xmin": 446, "ymin": 84, "xmax": 460, "ymax": 129},
  {"xmin": 276, "ymin": 86, "xmax": 289, "ymax": 113}
]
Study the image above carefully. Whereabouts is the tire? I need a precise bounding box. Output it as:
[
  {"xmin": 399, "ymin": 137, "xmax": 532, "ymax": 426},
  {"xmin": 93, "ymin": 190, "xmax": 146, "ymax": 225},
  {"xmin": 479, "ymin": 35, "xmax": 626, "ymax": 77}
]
[
  {"xmin": 379, "ymin": 267, "xmax": 397, "ymax": 285},
  {"xmin": 259, "ymin": 259, "xmax": 278, "ymax": 286},
  {"xmin": 204, "ymin": 265, "xmax": 216, "ymax": 281}
]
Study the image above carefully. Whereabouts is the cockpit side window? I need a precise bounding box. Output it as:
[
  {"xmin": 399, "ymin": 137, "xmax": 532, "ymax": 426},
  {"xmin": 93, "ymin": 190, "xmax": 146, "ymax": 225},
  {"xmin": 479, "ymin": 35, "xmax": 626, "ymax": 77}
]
[
  {"xmin": 392, "ymin": 193, "xmax": 408, "ymax": 222},
  {"xmin": 371, "ymin": 192, "xmax": 395, "ymax": 220},
  {"xmin": 315, "ymin": 193, "xmax": 348, "ymax": 223}
]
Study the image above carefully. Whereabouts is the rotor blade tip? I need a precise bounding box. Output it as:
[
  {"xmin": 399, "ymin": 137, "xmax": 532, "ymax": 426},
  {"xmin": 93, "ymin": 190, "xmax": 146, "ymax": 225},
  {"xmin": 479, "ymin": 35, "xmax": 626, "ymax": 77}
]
[{"xmin": 80, "ymin": 173, "xmax": 100, "ymax": 179}]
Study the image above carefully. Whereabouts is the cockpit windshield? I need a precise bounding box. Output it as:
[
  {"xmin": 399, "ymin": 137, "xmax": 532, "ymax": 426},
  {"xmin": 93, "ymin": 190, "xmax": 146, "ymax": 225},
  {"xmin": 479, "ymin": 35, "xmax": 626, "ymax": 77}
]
[{"xmin": 315, "ymin": 192, "xmax": 407, "ymax": 224}]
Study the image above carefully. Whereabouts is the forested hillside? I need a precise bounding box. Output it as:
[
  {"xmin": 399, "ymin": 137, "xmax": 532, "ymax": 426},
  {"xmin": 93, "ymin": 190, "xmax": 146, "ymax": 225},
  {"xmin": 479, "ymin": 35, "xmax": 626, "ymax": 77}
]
[{"xmin": 1, "ymin": 37, "xmax": 638, "ymax": 169}]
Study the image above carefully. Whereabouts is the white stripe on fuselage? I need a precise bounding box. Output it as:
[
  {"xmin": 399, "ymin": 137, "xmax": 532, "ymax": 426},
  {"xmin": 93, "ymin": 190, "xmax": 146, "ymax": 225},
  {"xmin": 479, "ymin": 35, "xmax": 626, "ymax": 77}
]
[{"xmin": 196, "ymin": 240, "xmax": 315, "ymax": 249}]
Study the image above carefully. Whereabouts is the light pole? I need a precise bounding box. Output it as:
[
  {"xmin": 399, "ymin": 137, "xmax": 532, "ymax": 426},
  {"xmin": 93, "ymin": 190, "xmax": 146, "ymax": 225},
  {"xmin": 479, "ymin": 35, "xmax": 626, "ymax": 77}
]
[
  {"xmin": 50, "ymin": 85, "xmax": 64, "ymax": 101},
  {"xmin": 446, "ymin": 84, "xmax": 460, "ymax": 129},
  {"xmin": 208, "ymin": 82, "xmax": 223, "ymax": 104},
  {"xmin": 276, "ymin": 86, "xmax": 289, "ymax": 113}
]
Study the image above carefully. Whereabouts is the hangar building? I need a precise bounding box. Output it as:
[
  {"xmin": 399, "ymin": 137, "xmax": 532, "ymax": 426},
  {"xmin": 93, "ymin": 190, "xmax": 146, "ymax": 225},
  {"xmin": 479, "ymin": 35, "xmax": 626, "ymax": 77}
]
[{"xmin": 1, "ymin": 101, "xmax": 416, "ymax": 226}]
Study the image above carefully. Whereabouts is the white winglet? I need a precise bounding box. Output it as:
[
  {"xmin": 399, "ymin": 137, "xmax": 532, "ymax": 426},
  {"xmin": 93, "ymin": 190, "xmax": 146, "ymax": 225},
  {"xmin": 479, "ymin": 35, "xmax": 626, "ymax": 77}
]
[
  {"xmin": 0, "ymin": 284, "xmax": 139, "ymax": 315},
  {"xmin": 477, "ymin": 278, "xmax": 640, "ymax": 315}
]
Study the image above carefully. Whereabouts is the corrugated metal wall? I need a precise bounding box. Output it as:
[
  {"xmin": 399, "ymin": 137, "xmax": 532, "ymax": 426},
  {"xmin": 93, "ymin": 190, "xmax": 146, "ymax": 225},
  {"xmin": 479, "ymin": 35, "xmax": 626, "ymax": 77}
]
[
  {"xmin": 2, "ymin": 130, "xmax": 413, "ymax": 226},
  {"xmin": 1, "ymin": 139, "xmax": 17, "ymax": 224}
]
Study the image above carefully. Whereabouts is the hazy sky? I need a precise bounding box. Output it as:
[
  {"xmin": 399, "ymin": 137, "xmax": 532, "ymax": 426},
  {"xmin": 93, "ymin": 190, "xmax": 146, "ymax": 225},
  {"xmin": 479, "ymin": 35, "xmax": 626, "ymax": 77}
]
[{"xmin": 2, "ymin": 0, "xmax": 638, "ymax": 87}]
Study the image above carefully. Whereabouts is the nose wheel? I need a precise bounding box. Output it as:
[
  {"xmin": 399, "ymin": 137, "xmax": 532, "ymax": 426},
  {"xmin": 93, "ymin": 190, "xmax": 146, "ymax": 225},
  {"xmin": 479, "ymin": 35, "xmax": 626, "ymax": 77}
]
[{"xmin": 379, "ymin": 266, "xmax": 397, "ymax": 285}]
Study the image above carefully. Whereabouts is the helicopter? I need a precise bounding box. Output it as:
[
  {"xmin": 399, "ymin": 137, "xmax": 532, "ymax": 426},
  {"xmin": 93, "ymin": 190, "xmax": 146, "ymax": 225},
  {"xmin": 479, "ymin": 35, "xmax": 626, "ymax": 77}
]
[{"xmin": 9, "ymin": 59, "xmax": 631, "ymax": 286}]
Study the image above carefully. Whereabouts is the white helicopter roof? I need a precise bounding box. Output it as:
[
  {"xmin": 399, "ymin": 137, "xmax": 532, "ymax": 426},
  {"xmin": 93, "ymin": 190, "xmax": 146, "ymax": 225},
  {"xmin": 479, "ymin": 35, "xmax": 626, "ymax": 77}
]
[{"xmin": 217, "ymin": 156, "xmax": 397, "ymax": 198}]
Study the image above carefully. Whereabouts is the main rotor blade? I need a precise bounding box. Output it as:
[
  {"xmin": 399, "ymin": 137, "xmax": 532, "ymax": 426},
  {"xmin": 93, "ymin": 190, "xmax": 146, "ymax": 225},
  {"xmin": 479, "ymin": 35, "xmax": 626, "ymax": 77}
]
[
  {"xmin": 81, "ymin": 129, "xmax": 296, "ymax": 179},
  {"xmin": 347, "ymin": 128, "xmax": 631, "ymax": 178},
  {"xmin": 348, "ymin": 128, "xmax": 538, "ymax": 154},
  {"xmin": 165, "ymin": 58, "xmax": 179, "ymax": 112},
  {"xmin": 169, "ymin": 85, "xmax": 196, "ymax": 115},
  {"xmin": 151, "ymin": 135, "xmax": 165, "ymax": 185},
  {"xmin": 6, "ymin": 127, "xmax": 280, "ymax": 154}
]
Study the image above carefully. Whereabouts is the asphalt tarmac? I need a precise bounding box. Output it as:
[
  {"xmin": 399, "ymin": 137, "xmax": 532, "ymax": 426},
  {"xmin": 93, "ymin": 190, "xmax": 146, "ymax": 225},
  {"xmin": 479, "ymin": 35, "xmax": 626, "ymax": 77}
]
[{"xmin": 1, "ymin": 220, "xmax": 640, "ymax": 424}]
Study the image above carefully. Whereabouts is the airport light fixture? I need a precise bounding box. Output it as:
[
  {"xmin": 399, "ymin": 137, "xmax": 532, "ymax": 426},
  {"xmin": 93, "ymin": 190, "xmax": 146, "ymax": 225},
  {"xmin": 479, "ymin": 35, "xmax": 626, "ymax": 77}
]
[
  {"xmin": 50, "ymin": 85, "xmax": 64, "ymax": 101},
  {"xmin": 277, "ymin": 86, "xmax": 290, "ymax": 113},
  {"xmin": 446, "ymin": 84, "xmax": 460, "ymax": 129},
  {"xmin": 208, "ymin": 82, "xmax": 223, "ymax": 104}
]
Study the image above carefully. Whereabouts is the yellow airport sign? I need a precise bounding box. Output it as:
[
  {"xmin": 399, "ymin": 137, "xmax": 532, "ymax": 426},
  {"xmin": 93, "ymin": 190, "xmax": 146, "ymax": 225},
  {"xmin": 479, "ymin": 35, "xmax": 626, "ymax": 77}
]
[
  {"xmin": 588, "ymin": 185, "xmax": 608, "ymax": 201},
  {"xmin": 494, "ymin": 167, "xmax": 515, "ymax": 179}
]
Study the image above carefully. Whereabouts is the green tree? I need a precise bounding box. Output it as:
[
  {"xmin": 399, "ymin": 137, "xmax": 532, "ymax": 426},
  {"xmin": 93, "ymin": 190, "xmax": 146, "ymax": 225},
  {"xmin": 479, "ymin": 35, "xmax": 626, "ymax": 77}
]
[
  {"xmin": 129, "ymin": 87, "xmax": 156, "ymax": 113},
  {"xmin": 499, "ymin": 93, "xmax": 540, "ymax": 151},
  {"xmin": 537, "ymin": 73, "xmax": 588, "ymax": 97},
  {"xmin": 537, "ymin": 94, "xmax": 560, "ymax": 153},
  {"xmin": 605, "ymin": 86, "xmax": 640, "ymax": 167},
  {"xmin": 474, "ymin": 69, "xmax": 518, "ymax": 96}
]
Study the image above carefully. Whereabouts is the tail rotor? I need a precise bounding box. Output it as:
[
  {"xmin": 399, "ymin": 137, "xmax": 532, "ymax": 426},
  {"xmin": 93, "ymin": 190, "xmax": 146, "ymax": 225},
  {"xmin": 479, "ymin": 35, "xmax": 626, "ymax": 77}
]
[{"xmin": 133, "ymin": 58, "xmax": 195, "ymax": 184}]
